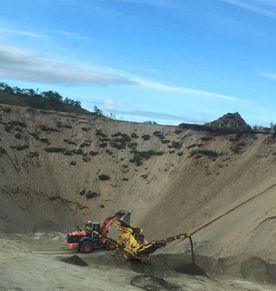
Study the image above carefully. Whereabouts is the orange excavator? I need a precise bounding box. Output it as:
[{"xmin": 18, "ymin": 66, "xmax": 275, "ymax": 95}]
[
  {"xmin": 67, "ymin": 210, "xmax": 130, "ymax": 253},
  {"xmin": 67, "ymin": 210, "xmax": 194, "ymax": 264}
]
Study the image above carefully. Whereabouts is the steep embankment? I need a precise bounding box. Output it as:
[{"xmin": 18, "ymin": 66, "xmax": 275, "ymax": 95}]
[{"xmin": 0, "ymin": 104, "xmax": 276, "ymax": 262}]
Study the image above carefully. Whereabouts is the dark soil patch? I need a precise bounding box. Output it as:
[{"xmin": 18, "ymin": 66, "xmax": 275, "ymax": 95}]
[
  {"xmin": 59, "ymin": 255, "xmax": 88, "ymax": 267},
  {"xmin": 130, "ymin": 275, "xmax": 181, "ymax": 291}
]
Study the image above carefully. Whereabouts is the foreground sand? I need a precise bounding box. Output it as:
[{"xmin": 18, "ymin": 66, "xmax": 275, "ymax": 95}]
[{"xmin": 1, "ymin": 233, "xmax": 275, "ymax": 291}]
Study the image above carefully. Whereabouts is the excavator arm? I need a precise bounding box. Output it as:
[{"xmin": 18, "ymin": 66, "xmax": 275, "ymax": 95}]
[{"xmin": 93, "ymin": 224, "xmax": 194, "ymax": 262}]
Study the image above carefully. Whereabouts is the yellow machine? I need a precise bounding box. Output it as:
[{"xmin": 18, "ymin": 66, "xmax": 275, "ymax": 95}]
[{"xmin": 93, "ymin": 217, "xmax": 194, "ymax": 263}]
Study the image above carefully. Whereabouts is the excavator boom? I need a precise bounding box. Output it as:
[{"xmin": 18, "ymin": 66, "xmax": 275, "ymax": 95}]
[{"xmin": 93, "ymin": 226, "xmax": 194, "ymax": 262}]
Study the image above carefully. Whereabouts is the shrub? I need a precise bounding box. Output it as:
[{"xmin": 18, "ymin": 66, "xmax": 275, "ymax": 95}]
[
  {"xmin": 171, "ymin": 141, "xmax": 181, "ymax": 149},
  {"xmin": 110, "ymin": 140, "xmax": 126, "ymax": 150},
  {"xmin": 40, "ymin": 138, "xmax": 48, "ymax": 144},
  {"xmin": 200, "ymin": 136, "xmax": 213, "ymax": 141},
  {"xmin": 86, "ymin": 191, "xmax": 99, "ymax": 199},
  {"xmin": 26, "ymin": 151, "xmax": 39, "ymax": 158},
  {"xmin": 132, "ymin": 150, "xmax": 164, "ymax": 166},
  {"xmin": 83, "ymin": 157, "xmax": 91, "ymax": 162},
  {"xmin": 161, "ymin": 139, "xmax": 170, "ymax": 144},
  {"xmin": 72, "ymin": 148, "xmax": 84, "ymax": 155},
  {"xmin": 190, "ymin": 149, "xmax": 222, "ymax": 158},
  {"xmin": 111, "ymin": 132, "xmax": 121, "ymax": 137},
  {"xmin": 186, "ymin": 144, "xmax": 197, "ymax": 149},
  {"xmin": 131, "ymin": 132, "xmax": 139, "ymax": 138},
  {"xmin": 30, "ymin": 132, "xmax": 39, "ymax": 140},
  {"xmin": 175, "ymin": 129, "xmax": 182, "ymax": 134},
  {"xmin": 106, "ymin": 149, "xmax": 113, "ymax": 155},
  {"xmin": 3, "ymin": 107, "xmax": 11, "ymax": 113},
  {"xmin": 14, "ymin": 132, "xmax": 21, "ymax": 139},
  {"xmin": 99, "ymin": 142, "xmax": 108, "ymax": 148},
  {"xmin": 80, "ymin": 141, "xmax": 91, "ymax": 148},
  {"xmin": 89, "ymin": 151, "xmax": 99, "ymax": 156},
  {"xmin": 63, "ymin": 139, "xmax": 77, "ymax": 145},
  {"xmin": 79, "ymin": 189, "xmax": 86, "ymax": 196},
  {"xmin": 44, "ymin": 147, "xmax": 66, "ymax": 153},
  {"xmin": 39, "ymin": 124, "xmax": 60, "ymax": 132},
  {"xmin": 98, "ymin": 174, "xmax": 111, "ymax": 181},
  {"xmin": 141, "ymin": 134, "xmax": 151, "ymax": 141},
  {"xmin": 70, "ymin": 161, "xmax": 77, "ymax": 165},
  {"xmin": 5, "ymin": 124, "xmax": 12, "ymax": 132},
  {"xmin": 0, "ymin": 147, "xmax": 6, "ymax": 154},
  {"xmin": 10, "ymin": 144, "xmax": 29, "ymax": 151},
  {"xmin": 121, "ymin": 133, "xmax": 131, "ymax": 142},
  {"xmin": 128, "ymin": 142, "xmax": 138, "ymax": 149},
  {"xmin": 8, "ymin": 121, "xmax": 26, "ymax": 128},
  {"xmin": 153, "ymin": 131, "xmax": 164, "ymax": 139}
]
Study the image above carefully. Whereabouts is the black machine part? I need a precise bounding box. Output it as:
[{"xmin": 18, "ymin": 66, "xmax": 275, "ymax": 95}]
[{"xmin": 114, "ymin": 210, "xmax": 131, "ymax": 226}]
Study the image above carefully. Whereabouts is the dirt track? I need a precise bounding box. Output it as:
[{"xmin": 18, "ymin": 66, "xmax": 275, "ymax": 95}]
[{"xmin": 1, "ymin": 233, "xmax": 276, "ymax": 291}]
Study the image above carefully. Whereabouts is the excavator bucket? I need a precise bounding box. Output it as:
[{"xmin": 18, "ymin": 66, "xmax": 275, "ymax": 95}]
[{"xmin": 114, "ymin": 210, "xmax": 131, "ymax": 225}]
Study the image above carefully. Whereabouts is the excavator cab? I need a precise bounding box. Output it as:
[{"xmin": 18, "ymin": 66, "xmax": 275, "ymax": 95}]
[{"xmin": 85, "ymin": 221, "xmax": 101, "ymax": 234}]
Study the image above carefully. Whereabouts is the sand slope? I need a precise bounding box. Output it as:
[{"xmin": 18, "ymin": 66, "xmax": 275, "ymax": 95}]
[{"xmin": 1, "ymin": 104, "xmax": 276, "ymax": 289}]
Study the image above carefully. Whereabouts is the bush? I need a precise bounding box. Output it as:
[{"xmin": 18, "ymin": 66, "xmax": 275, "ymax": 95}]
[
  {"xmin": 131, "ymin": 132, "xmax": 139, "ymax": 138},
  {"xmin": 14, "ymin": 132, "xmax": 21, "ymax": 139},
  {"xmin": 190, "ymin": 149, "xmax": 222, "ymax": 158},
  {"xmin": 8, "ymin": 121, "xmax": 26, "ymax": 128},
  {"xmin": 86, "ymin": 190, "xmax": 94, "ymax": 198},
  {"xmin": 89, "ymin": 151, "xmax": 99, "ymax": 156},
  {"xmin": 10, "ymin": 144, "xmax": 29, "ymax": 151},
  {"xmin": 175, "ymin": 129, "xmax": 182, "ymax": 134},
  {"xmin": 200, "ymin": 136, "xmax": 213, "ymax": 141},
  {"xmin": 40, "ymin": 138, "xmax": 48, "ymax": 144},
  {"xmin": 0, "ymin": 147, "xmax": 6, "ymax": 154},
  {"xmin": 132, "ymin": 150, "xmax": 164, "ymax": 166},
  {"xmin": 83, "ymin": 156, "xmax": 91, "ymax": 162},
  {"xmin": 153, "ymin": 131, "xmax": 164, "ymax": 139},
  {"xmin": 26, "ymin": 151, "xmax": 39, "ymax": 158},
  {"xmin": 3, "ymin": 107, "xmax": 11, "ymax": 113},
  {"xmin": 128, "ymin": 142, "xmax": 138, "ymax": 149},
  {"xmin": 80, "ymin": 141, "xmax": 91, "ymax": 148},
  {"xmin": 141, "ymin": 134, "xmax": 151, "ymax": 141},
  {"xmin": 79, "ymin": 189, "xmax": 100, "ymax": 199},
  {"xmin": 39, "ymin": 125, "xmax": 60, "ymax": 132},
  {"xmin": 44, "ymin": 147, "xmax": 66, "ymax": 153},
  {"xmin": 106, "ymin": 149, "xmax": 113, "ymax": 155},
  {"xmin": 171, "ymin": 141, "xmax": 181, "ymax": 149},
  {"xmin": 63, "ymin": 139, "xmax": 77, "ymax": 145},
  {"xmin": 98, "ymin": 174, "xmax": 111, "ymax": 181},
  {"xmin": 99, "ymin": 142, "xmax": 108, "ymax": 148}
]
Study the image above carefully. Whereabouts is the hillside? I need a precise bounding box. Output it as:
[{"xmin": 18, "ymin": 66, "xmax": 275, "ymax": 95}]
[{"xmin": 1, "ymin": 103, "xmax": 276, "ymax": 289}]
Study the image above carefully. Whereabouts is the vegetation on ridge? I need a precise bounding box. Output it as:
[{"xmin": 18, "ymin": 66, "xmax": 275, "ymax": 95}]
[{"xmin": 0, "ymin": 82, "xmax": 104, "ymax": 116}]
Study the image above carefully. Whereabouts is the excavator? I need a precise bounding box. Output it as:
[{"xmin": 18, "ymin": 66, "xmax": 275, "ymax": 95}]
[
  {"xmin": 67, "ymin": 210, "xmax": 130, "ymax": 253},
  {"xmin": 67, "ymin": 210, "xmax": 194, "ymax": 263}
]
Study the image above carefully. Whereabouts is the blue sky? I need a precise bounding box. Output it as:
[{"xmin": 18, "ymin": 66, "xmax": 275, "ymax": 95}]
[{"xmin": 0, "ymin": 0, "xmax": 276, "ymax": 126}]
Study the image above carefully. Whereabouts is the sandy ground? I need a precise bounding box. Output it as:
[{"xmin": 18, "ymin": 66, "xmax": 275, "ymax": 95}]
[{"xmin": 1, "ymin": 233, "xmax": 276, "ymax": 291}]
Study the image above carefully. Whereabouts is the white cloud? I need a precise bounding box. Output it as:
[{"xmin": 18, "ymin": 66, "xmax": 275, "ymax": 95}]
[
  {"xmin": 103, "ymin": 99, "xmax": 116, "ymax": 110},
  {"xmin": 133, "ymin": 77, "xmax": 245, "ymax": 102},
  {"xmin": 110, "ymin": 109, "xmax": 206, "ymax": 124},
  {"xmin": 0, "ymin": 28, "xmax": 47, "ymax": 38},
  {"xmin": 0, "ymin": 43, "xmax": 134, "ymax": 85},
  {"xmin": 0, "ymin": 42, "xmax": 247, "ymax": 102},
  {"xmin": 262, "ymin": 72, "xmax": 276, "ymax": 80},
  {"xmin": 52, "ymin": 30, "xmax": 90, "ymax": 41},
  {"xmin": 220, "ymin": 0, "xmax": 276, "ymax": 18}
]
